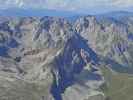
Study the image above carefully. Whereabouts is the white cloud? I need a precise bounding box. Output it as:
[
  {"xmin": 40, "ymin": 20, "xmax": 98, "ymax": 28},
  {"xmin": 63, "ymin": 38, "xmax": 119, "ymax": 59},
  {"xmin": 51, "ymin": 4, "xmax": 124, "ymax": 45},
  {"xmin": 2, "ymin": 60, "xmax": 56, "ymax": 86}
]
[
  {"xmin": 0, "ymin": 0, "xmax": 133, "ymax": 11},
  {"xmin": 111, "ymin": 0, "xmax": 133, "ymax": 7}
]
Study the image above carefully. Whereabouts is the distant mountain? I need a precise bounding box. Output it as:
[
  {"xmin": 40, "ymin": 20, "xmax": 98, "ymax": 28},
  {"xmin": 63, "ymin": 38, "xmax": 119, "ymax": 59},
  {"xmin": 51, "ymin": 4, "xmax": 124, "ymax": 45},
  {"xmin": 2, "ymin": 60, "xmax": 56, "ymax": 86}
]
[
  {"xmin": 96, "ymin": 11, "xmax": 133, "ymax": 20},
  {"xmin": 0, "ymin": 8, "xmax": 82, "ymax": 17}
]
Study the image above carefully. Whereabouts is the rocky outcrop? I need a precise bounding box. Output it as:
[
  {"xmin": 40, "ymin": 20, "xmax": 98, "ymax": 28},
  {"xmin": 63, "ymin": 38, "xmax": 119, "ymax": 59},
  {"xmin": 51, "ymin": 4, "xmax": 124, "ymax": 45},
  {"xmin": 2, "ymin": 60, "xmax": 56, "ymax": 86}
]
[{"xmin": 74, "ymin": 16, "xmax": 133, "ymax": 72}]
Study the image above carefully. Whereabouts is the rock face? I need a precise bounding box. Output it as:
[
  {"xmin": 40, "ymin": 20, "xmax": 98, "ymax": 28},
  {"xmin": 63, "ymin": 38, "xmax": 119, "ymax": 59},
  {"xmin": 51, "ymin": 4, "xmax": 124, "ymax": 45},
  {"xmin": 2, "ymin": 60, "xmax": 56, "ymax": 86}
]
[
  {"xmin": 0, "ymin": 14, "xmax": 132, "ymax": 100},
  {"xmin": 74, "ymin": 16, "xmax": 133, "ymax": 73}
]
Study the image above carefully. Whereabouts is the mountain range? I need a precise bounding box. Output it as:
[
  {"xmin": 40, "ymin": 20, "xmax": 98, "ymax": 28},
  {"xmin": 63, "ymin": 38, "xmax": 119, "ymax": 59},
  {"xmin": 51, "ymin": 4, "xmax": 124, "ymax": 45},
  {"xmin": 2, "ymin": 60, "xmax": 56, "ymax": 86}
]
[
  {"xmin": 0, "ymin": 11, "xmax": 133, "ymax": 100},
  {"xmin": 0, "ymin": 8, "xmax": 84, "ymax": 17}
]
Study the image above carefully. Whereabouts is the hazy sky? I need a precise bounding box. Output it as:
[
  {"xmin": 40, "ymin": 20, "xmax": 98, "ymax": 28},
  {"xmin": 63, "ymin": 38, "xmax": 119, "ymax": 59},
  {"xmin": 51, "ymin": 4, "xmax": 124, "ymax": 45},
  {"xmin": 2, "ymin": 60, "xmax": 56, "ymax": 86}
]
[{"xmin": 0, "ymin": 0, "xmax": 133, "ymax": 13}]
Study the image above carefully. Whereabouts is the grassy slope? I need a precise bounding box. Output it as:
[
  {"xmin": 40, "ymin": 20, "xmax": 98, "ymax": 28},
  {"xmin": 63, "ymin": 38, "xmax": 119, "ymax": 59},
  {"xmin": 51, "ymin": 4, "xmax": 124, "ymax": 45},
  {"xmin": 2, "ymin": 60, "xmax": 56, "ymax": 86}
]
[{"xmin": 101, "ymin": 66, "xmax": 133, "ymax": 100}]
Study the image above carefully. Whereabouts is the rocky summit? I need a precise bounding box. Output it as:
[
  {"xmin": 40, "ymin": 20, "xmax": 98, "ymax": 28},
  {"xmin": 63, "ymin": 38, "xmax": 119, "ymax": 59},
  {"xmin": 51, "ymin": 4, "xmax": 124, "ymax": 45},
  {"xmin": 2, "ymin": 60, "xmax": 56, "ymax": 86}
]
[{"xmin": 0, "ymin": 13, "xmax": 133, "ymax": 100}]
